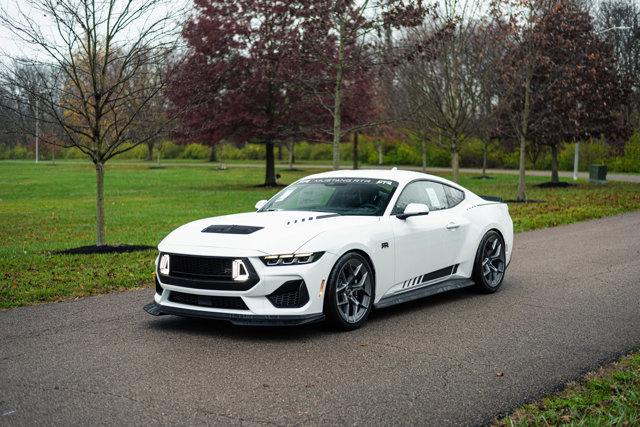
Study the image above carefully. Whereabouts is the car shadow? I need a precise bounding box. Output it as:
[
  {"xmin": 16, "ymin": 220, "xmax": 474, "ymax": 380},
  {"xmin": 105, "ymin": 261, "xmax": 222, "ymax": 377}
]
[
  {"xmin": 144, "ymin": 313, "xmax": 328, "ymax": 341},
  {"xmin": 368, "ymin": 286, "xmax": 478, "ymax": 324},
  {"xmin": 142, "ymin": 286, "xmax": 480, "ymax": 341}
]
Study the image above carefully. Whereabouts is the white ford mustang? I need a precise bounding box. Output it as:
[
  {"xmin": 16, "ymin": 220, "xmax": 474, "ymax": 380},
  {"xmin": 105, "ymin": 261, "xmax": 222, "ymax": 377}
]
[{"xmin": 144, "ymin": 169, "xmax": 513, "ymax": 330}]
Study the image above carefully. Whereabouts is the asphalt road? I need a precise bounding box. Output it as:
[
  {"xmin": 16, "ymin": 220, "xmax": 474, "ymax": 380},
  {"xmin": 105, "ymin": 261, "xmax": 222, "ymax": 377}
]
[{"xmin": 1, "ymin": 212, "xmax": 640, "ymax": 426}]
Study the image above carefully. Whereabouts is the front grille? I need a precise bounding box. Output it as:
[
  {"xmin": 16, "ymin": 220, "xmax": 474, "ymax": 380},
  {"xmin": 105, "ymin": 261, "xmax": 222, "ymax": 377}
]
[
  {"xmin": 169, "ymin": 291, "xmax": 249, "ymax": 310},
  {"xmin": 169, "ymin": 254, "xmax": 233, "ymax": 280},
  {"xmin": 159, "ymin": 253, "xmax": 259, "ymax": 291},
  {"xmin": 267, "ymin": 280, "xmax": 309, "ymax": 308}
]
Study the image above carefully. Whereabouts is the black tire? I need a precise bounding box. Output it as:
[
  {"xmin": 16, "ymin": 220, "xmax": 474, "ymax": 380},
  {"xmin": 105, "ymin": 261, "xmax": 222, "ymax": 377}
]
[
  {"xmin": 325, "ymin": 252, "xmax": 375, "ymax": 331},
  {"xmin": 472, "ymin": 230, "xmax": 507, "ymax": 293}
]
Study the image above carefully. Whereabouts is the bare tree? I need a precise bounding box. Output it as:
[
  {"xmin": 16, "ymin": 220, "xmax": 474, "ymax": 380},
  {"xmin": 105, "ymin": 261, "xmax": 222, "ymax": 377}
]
[
  {"xmin": 491, "ymin": 0, "xmax": 555, "ymax": 201},
  {"xmin": 0, "ymin": 63, "xmax": 56, "ymax": 153},
  {"xmin": 0, "ymin": 0, "xmax": 183, "ymax": 245},
  {"xmin": 296, "ymin": 0, "xmax": 427, "ymax": 170},
  {"xmin": 467, "ymin": 21, "xmax": 506, "ymax": 178},
  {"xmin": 597, "ymin": 0, "xmax": 640, "ymax": 130},
  {"xmin": 396, "ymin": 0, "xmax": 482, "ymax": 182},
  {"xmin": 125, "ymin": 56, "xmax": 172, "ymax": 162}
]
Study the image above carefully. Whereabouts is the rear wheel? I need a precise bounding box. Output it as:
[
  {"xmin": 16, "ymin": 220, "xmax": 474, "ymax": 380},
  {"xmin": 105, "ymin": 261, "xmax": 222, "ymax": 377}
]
[
  {"xmin": 325, "ymin": 252, "xmax": 374, "ymax": 331},
  {"xmin": 473, "ymin": 231, "xmax": 506, "ymax": 293}
]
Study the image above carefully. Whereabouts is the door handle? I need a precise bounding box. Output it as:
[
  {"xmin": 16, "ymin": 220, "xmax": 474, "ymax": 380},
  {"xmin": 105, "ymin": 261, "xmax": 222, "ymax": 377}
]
[{"xmin": 445, "ymin": 222, "xmax": 460, "ymax": 230}]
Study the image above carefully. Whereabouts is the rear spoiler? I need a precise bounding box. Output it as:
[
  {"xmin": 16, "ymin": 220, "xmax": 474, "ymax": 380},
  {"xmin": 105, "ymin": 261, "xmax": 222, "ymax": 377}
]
[{"xmin": 479, "ymin": 195, "xmax": 504, "ymax": 203}]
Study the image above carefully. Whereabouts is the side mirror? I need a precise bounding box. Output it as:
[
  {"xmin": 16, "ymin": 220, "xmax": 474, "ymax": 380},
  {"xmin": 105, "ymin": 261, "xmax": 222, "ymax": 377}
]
[
  {"xmin": 255, "ymin": 200, "xmax": 268, "ymax": 211},
  {"xmin": 397, "ymin": 203, "xmax": 429, "ymax": 220}
]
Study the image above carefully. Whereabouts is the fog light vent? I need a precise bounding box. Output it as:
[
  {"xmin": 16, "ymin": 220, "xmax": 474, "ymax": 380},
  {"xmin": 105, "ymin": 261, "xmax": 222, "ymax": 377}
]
[{"xmin": 267, "ymin": 280, "xmax": 309, "ymax": 308}]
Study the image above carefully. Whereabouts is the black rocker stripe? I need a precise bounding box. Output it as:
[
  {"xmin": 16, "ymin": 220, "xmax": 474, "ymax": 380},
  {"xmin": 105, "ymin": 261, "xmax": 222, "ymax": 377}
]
[{"xmin": 401, "ymin": 264, "xmax": 459, "ymax": 289}]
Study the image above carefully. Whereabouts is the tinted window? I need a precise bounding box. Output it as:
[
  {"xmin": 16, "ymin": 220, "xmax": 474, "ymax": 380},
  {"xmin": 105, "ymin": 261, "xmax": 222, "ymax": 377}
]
[
  {"xmin": 392, "ymin": 181, "xmax": 449, "ymax": 214},
  {"xmin": 444, "ymin": 185, "xmax": 465, "ymax": 207},
  {"xmin": 261, "ymin": 177, "xmax": 399, "ymax": 216}
]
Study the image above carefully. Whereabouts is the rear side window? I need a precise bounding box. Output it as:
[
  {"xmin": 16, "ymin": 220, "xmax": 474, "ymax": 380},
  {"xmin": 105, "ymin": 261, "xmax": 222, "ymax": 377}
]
[{"xmin": 444, "ymin": 185, "xmax": 465, "ymax": 207}]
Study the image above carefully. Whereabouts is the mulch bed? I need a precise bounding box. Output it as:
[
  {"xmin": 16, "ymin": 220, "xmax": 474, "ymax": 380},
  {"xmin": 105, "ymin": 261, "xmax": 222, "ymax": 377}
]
[
  {"xmin": 253, "ymin": 183, "xmax": 287, "ymax": 189},
  {"xmin": 503, "ymin": 199, "xmax": 546, "ymax": 203},
  {"xmin": 535, "ymin": 181, "xmax": 576, "ymax": 188}
]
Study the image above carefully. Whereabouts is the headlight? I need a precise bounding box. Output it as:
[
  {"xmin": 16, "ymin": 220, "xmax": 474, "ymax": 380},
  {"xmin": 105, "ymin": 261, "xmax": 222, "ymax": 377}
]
[{"xmin": 260, "ymin": 252, "xmax": 325, "ymax": 266}]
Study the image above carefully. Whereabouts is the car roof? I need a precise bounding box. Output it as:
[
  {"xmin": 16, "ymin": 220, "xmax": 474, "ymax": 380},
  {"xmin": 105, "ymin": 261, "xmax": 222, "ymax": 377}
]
[{"xmin": 301, "ymin": 168, "xmax": 460, "ymax": 188}]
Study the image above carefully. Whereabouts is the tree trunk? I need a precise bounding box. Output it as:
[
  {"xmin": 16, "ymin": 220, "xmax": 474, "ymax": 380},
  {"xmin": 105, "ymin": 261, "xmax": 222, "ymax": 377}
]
[
  {"xmin": 451, "ymin": 148, "xmax": 460, "ymax": 183},
  {"xmin": 550, "ymin": 144, "xmax": 559, "ymax": 184},
  {"xmin": 516, "ymin": 134, "xmax": 527, "ymax": 202},
  {"xmin": 265, "ymin": 140, "xmax": 276, "ymax": 186},
  {"xmin": 331, "ymin": 19, "xmax": 346, "ymax": 171},
  {"xmin": 482, "ymin": 140, "xmax": 488, "ymax": 176},
  {"xmin": 377, "ymin": 142, "xmax": 383, "ymax": 165},
  {"xmin": 209, "ymin": 144, "xmax": 217, "ymax": 162},
  {"xmin": 146, "ymin": 142, "xmax": 153, "ymax": 161},
  {"xmin": 421, "ymin": 139, "xmax": 427, "ymax": 173},
  {"xmin": 95, "ymin": 161, "xmax": 106, "ymax": 246},
  {"xmin": 287, "ymin": 140, "xmax": 294, "ymax": 170},
  {"xmin": 277, "ymin": 142, "xmax": 283, "ymax": 161},
  {"xmin": 352, "ymin": 131, "xmax": 359, "ymax": 170},
  {"xmin": 516, "ymin": 71, "xmax": 532, "ymax": 202}
]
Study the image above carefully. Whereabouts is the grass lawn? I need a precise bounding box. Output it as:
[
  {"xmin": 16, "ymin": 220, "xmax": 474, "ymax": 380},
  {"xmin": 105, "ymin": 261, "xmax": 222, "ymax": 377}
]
[
  {"xmin": 1, "ymin": 160, "xmax": 640, "ymax": 309},
  {"xmin": 495, "ymin": 351, "xmax": 640, "ymax": 426}
]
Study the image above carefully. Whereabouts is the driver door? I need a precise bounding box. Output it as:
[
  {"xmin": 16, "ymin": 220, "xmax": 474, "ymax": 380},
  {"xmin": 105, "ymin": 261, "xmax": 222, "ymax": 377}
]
[{"xmin": 391, "ymin": 181, "xmax": 467, "ymax": 287}]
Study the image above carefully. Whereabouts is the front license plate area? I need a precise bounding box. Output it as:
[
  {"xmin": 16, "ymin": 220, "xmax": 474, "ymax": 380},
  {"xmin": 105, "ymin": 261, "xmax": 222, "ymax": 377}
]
[{"xmin": 197, "ymin": 295, "xmax": 212, "ymax": 306}]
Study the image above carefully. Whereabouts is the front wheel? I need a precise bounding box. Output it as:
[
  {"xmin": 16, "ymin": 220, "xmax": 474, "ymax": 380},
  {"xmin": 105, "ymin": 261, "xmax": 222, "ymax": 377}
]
[
  {"xmin": 472, "ymin": 230, "xmax": 507, "ymax": 293},
  {"xmin": 325, "ymin": 252, "xmax": 374, "ymax": 331}
]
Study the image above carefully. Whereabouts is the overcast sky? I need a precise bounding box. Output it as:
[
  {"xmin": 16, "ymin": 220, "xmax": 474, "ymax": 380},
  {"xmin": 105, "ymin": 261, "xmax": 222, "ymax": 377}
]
[{"xmin": 0, "ymin": 0, "xmax": 190, "ymax": 61}]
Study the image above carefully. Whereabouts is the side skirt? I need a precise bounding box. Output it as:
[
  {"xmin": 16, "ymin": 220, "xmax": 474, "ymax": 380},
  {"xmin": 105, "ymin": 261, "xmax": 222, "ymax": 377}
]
[{"xmin": 374, "ymin": 278, "xmax": 475, "ymax": 309}]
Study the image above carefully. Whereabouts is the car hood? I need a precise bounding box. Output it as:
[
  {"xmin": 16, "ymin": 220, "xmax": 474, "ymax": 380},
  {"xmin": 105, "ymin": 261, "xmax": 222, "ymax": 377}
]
[{"xmin": 158, "ymin": 211, "xmax": 380, "ymax": 255}]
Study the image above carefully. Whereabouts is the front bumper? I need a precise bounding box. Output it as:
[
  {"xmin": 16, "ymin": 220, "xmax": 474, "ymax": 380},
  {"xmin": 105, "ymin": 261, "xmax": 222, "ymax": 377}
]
[
  {"xmin": 143, "ymin": 301, "xmax": 325, "ymax": 326},
  {"xmin": 145, "ymin": 250, "xmax": 337, "ymax": 324}
]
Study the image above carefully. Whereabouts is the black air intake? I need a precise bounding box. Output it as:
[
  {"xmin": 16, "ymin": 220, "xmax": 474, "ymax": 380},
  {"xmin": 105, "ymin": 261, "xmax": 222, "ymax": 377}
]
[
  {"xmin": 267, "ymin": 280, "xmax": 309, "ymax": 308},
  {"xmin": 169, "ymin": 291, "xmax": 249, "ymax": 310},
  {"xmin": 155, "ymin": 276, "xmax": 163, "ymax": 295}
]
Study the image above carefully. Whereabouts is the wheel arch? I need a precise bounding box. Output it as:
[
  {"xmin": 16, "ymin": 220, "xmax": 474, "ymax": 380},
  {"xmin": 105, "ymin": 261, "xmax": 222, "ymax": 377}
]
[
  {"xmin": 323, "ymin": 248, "xmax": 377, "ymax": 311},
  {"xmin": 474, "ymin": 227, "xmax": 506, "ymax": 261},
  {"xmin": 348, "ymin": 248, "xmax": 377, "ymax": 289},
  {"xmin": 487, "ymin": 227, "xmax": 504, "ymax": 242}
]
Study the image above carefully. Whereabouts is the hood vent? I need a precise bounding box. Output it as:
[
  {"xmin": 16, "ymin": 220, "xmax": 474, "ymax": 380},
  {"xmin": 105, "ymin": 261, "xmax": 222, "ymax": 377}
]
[
  {"xmin": 202, "ymin": 225, "xmax": 264, "ymax": 234},
  {"xmin": 286, "ymin": 213, "xmax": 339, "ymax": 226}
]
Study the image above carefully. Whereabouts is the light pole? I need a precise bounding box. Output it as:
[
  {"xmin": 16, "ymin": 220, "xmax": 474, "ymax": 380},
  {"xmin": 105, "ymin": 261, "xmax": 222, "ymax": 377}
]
[
  {"xmin": 572, "ymin": 25, "xmax": 631, "ymax": 180},
  {"xmin": 573, "ymin": 140, "xmax": 579, "ymax": 180},
  {"xmin": 35, "ymin": 97, "xmax": 39, "ymax": 164}
]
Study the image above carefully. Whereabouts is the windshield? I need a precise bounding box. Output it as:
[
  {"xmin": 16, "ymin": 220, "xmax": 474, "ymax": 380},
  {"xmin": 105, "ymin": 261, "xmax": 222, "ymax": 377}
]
[{"xmin": 261, "ymin": 177, "xmax": 399, "ymax": 216}]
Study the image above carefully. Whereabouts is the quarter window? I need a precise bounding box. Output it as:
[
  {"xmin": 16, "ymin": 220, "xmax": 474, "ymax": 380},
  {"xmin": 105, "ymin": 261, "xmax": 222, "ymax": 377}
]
[{"xmin": 444, "ymin": 185, "xmax": 465, "ymax": 207}]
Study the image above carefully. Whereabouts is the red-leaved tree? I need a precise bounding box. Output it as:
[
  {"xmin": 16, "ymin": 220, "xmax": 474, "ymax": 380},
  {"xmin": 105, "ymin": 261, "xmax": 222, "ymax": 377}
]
[
  {"xmin": 529, "ymin": 1, "xmax": 629, "ymax": 183},
  {"xmin": 168, "ymin": 0, "xmax": 328, "ymax": 186}
]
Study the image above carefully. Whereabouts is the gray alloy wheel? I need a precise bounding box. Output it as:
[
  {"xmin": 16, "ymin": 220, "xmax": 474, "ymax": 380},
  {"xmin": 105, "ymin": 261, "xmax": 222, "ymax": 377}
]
[
  {"xmin": 325, "ymin": 252, "xmax": 375, "ymax": 330},
  {"xmin": 335, "ymin": 257, "xmax": 373, "ymax": 324},
  {"xmin": 473, "ymin": 231, "xmax": 506, "ymax": 293},
  {"xmin": 482, "ymin": 235, "xmax": 506, "ymax": 287}
]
